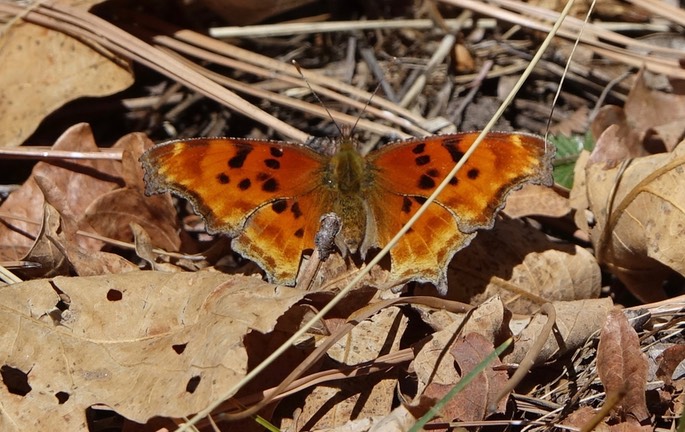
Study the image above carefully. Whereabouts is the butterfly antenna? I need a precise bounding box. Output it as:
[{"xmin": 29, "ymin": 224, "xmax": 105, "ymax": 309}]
[
  {"xmin": 544, "ymin": 0, "xmax": 596, "ymax": 142},
  {"xmin": 292, "ymin": 60, "xmax": 344, "ymax": 137},
  {"xmin": 349, "ymin": 79, "xmax": 383, "ymax": 137}
]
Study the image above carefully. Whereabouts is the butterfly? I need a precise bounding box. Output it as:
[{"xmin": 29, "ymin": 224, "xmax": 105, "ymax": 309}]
[{"xmin": 140, "ymin": 131, "xmax": 554, "ymax": 294}]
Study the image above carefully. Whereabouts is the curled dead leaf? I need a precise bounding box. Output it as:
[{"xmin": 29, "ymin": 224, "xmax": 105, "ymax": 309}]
[
  {"xmin": 573, "ymin": 139, "xmax": 685, "ymax": 302},
  {"xmin": 0, "ymin": 124, "xmax": 122, "ymax": 261},
  {"xmin": 597, "ymin": 309, "xmax": 649, "ymax": 422},
  {"xmin": 590, "ymin": 69, "xmax": 685, "ymax": 166},
  {"xmin": 445, "ymin": 219, "xmax": 601, "ymax": 314},
  {"xmin": 503, "ymin": 298, "xmax": 614, "ymax": 366}
]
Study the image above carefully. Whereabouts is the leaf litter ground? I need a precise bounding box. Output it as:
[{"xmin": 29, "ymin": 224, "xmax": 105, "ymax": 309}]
[{"xmin": 0, "ymin": 1, "xmax": 684, "ymax": 431}]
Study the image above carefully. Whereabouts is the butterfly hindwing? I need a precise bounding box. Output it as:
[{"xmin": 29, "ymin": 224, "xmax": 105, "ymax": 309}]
[
  {"xmin": 364, "ymin": 191, "xmax": 474, "ymax": 292},
  {"xmin": 232, "ymin": 193, "xmax": 329, "ymax": 284}
]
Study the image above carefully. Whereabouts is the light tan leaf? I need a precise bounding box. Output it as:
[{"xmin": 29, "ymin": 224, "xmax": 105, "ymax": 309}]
[
  {"xmin": 444, "ymin": 219, "xmax": 601, "ymax": 313},
  {"xmin": 574, "ymin": 139, "xmax": 685, "ymax": 302},
  {"xmin": 0, "ymin": 20, "xmax": 133, "ymax": 147},
  {"xmin": 0, "ymin": 271, "xmax": 307, "ymax": 429},
  {"xmin": 503, "ymin": 184, "xmax": 571, "ymax": 219},
  {"xmin": 597, "ymin": 309, "xmax": 649, "ymax": 422},
  {"xmin": 328, "ymin": 307, "xmax": 408, "ymax": 365},
  {"xmin": 280, "ymin": 376, "xmax": 397, "ymax": 431},
  {"xmin": 503, "ymin": 298, "xmax": 614, "ymax": 365}
]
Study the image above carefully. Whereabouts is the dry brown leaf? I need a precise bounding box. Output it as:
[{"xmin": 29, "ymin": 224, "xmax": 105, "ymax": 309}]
[
  {"xmin": 85, "ymin": 133, "xmax": 181, "ymax": 252},
  {"xmin": 63, "ymin": 241, "xmax": 140, "ymax": 276},
  {"xmin": 504, "ymin": 184, "xmax": 571, "ymax": 219},
  {"xmin": 412, "ymin": 297, "xmax": 507, "ymax": 398},
  {"xmin": 597, "ymin": 309, "xmax": 649, "ymax": 423},
  {"xmin": 656, "ymin": 344, "xmax": 685, "ymax": 386},
  {"xmin": 563, "ymin": 406, "xmax": 611, "ymax": 431},
  {"xmin": 503, "ymin": 298, "xmax": 614, "ymax": 365},
  {"xmin": 280, "ymin": 376, "xmax": 397, "ymax": 431},
  {"xmin": 570, "ymin": 150, "xmax": 592, "ymax": 232},
  {"xmin": 291, "ymin": 405, "xmax": 417, "ymax": 432},
  {"xmin": 0, "ymin": 271, "xmax": 307, "ymax": 429},
  {"xmin": 590, "ymin": 112, "xmax": 644, "ymax": 166},
  {"xmin": 0, "ymin": 18, "xmax": 133, "ymax": 147},
  {"xmin": 444, "ymin": 219, "xmax": 601, "ymax": 313},
  {"xmin": 18, "ymin": 203, "xmax": 70, "ymax": 279},
  {"xmin": 413, "ymin": 293, "xmax": 506, "ymax": 336},
  {"xmin": 572, "ymin": 139, "xmax": 685, "ymax": 302},
  {"xmin": 422, "ymin": 332, "xmax": 508, "ymax": 422},
  {"xmin": 0, "ymin": 124, "xmax": 122, "ymax": 260},
  {"xmin": 590, "ymin": 70, "xmax": 685, "ymax": 165},
  {"xmin": 328, "ymin": 307, "xmax": 408, "ymax": 365},
  {"xmin": 369, "ymin": 405, "xmax": 418, "ymax": 432},
  {"xmin": 550, "ymin": 105, "xmax": 590, "ymax": 136}
]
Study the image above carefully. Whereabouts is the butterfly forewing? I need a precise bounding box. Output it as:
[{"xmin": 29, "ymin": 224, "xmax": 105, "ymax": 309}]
[
  {"xmin": 368, "ymin": 132, "xmax": 553, "ymax": 232},
  {"xmin": 141, "ymin": 138, "xmax": 327, "ymax": 235}
]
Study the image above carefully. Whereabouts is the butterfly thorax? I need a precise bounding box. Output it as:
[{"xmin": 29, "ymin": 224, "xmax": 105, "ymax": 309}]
[{"xmin": 323, "ymin": 139, "xmax": 375, "ymax": 253}]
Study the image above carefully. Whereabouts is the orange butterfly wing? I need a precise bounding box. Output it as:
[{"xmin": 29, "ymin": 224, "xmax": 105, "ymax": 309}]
[
  {"xmin": 366, "ymin": 132, "xmax": 553, "ymax": 291},
  {"xmin": 141, "ymin": 138, "xmax": 330, "ymax": 284}
]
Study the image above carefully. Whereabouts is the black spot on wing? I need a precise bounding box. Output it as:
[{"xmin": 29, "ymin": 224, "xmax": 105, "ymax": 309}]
[
  {"xmin": 228, "ymin": 146, "xmax": 252, "ymax": 168},
  {"xmin": 418, "ymin": 175, "xmax": 436, "ymax": 190},
  {"xmin": 414, "ymin": 196, "xmax": 427, "ymax": 205},
  {"xmin": 270, "ymin": 147, "xmax": 284, "ymax": 158},
  {"xmin": 272, "ymin": 199, "xmax": 287, "ymax": 213},
  {"xmin": 401, "ymin": 197, "xmax": 412, "ymax": 213},
  {"xmin": 264, "ymin": 159, "xmax": 280, "ymax": 169},
  {"xmin": 449, "ymin": 176, "xmax": 458, "ymax": 186},
  {"xmin": 415, "ymin": 155, "xmax": 430, "ymax": 166},
  {"xmin": 443, "ymin": 143, "xmax": 464, "ymax": 163},
  {"xmin": 291, "ymin": 202, "xmax": 303, "ymax": 219},
  {"xmin": 294, "ymin": 228, "xmax": 304, "ymax": 238},
  {"xmin": 262, "ymin": 177, "xmax": 279, "ymax": 192},
  {"xmin": 238, "ymin": 178, "xmax": 251, "ymax": 190},
  {"xmin": 426, "ymin": 168, "xmax": 439, "ymax": 178},
  {"xmin": 467, "ymin": 168, "xmax": 480, "ymax": 180},
  {"xmin": 412, "ymin": 143, "xmax": 426, "ymax": 154},
  {"xmin": 216, "ymin": 173, "xmax": 230, "ymax": 184}
]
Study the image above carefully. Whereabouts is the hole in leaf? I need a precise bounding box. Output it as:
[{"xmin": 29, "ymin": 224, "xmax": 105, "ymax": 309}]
[
  {"xmin": 55, "ymin": 391, "xmax": 70, "ymax": 404},
  {"xmin": 186, "ymin": 375, "xmax": 201, "ymax": 394},
  {"xmin": 1, "ymin": 365, "xmax": 32, "ymax": 396},
  {"xmin": 56, "ymin": 298, "xmax": 69, "ymax": 311},
  {"xmin": 172, "ymin": 343, "xmax": 187, "ymax": 354},
  {"xmin": 106, "ymin": 289, "xmax": 123, "ymax": 301}
]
